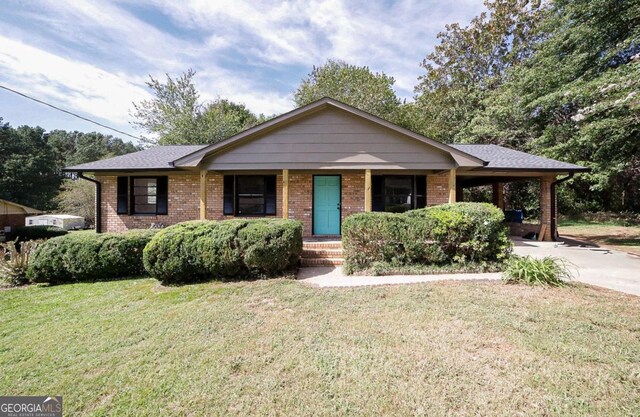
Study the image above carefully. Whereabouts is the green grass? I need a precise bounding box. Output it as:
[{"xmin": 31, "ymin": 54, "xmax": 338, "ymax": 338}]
[{"xmin": 1, "ymin": 278, "xmax": 639, "ymax": 416}]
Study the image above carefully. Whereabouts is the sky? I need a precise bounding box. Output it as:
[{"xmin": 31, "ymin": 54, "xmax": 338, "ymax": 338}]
[{"xmin": 0, "ymin": 0, "xmax": 485, "ymax": 143}]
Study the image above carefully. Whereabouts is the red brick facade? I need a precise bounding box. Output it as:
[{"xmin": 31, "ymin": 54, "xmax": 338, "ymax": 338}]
[
  {"xmin": 98, "ymin": 174, "xmax": 200, "ymax": 232},
  {"xmin": 98, "ymin": 171, "xmax": 451, "ymax": 235},
  {"xmin": 426, "ymin": 172, "xmax": 450, "ymax": 206}
]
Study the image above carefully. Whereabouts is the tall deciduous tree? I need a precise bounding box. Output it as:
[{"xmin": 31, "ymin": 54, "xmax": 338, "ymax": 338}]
[
  {"xmin": 414, "ymin": 0, "xmax": 543, "ymax": 141},
  {"xmin": 294, "ymin": 59, "xmax": 400, "ymax": 119},
  {"xmin": 465, "ymin": 0, "xmax": 640, "ymax": 212},
  {"xmin": 55, "ymin": 179, "xmax": 95, "ymax": 225},
  {"xmin": 131, "ymin": 70, "xmax": 262, "ymax": 145}
]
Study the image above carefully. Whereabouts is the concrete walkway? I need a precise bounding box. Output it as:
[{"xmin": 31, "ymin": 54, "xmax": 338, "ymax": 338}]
[{"xmin": 297, "ymin": 237, "xmax": 640, "ymax": 296}]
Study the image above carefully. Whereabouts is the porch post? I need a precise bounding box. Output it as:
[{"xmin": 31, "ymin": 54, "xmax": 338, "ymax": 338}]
[
  {"xmin": 539, "ymin": 176, "xmax": 554, "ymax": 241},
  {"xmin": 282, "ymin": 169, "xmax": 289, "ymax": 219},
  {"xmin": 364, "ymin": 169, "xmax": 372, "ymax": 211},
  {"xmin": 448, "ymin": 169, "xmax": 457, "ymax": 203},
  {"xmin": 492, "ymin": 182, "xmax": 505, "ymax": 210},
  {"xmin": 199, "ymin": 170, "xmax": 207, "ymax": 220}
]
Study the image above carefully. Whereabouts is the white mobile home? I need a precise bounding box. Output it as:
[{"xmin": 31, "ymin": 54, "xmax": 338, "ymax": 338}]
[{"xmin": 25, "ymin": 214, "xmax": 85, "ymax": 230}]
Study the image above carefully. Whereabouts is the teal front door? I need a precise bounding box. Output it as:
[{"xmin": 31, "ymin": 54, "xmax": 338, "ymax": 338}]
[{"xmin": 313, "ymin": 176, "xmax": 341, "ymax": 235}]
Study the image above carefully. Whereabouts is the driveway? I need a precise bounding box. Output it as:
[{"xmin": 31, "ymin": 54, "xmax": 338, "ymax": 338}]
[{"xmin": 513, "ymin": 237, "xmax": 640, "ymax": 296}]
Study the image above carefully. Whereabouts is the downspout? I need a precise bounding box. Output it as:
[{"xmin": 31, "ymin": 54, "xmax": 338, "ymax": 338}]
[
  {"xmin": 78, "ymin": 172, "xmax": 102, "ymax": 233},
  {"xmin": 550, "ymin": 173, "xmax": 574, "ymax": 241}
]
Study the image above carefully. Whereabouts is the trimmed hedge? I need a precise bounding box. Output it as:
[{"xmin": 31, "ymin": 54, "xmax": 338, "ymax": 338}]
[
  {"xmin": 27, "ymin": 230, "xmax": 157, "ymax": 284},
  {"xmin": 143, "ymin": 219, "xmax": 303, "ymax": 284},
  {"xmin": 342, "ymin": 202, "xmax": 511, "ymax": 273},
  {"xmin": 12, "ymin": 225, "xmax": 68, "ymax": 241}
]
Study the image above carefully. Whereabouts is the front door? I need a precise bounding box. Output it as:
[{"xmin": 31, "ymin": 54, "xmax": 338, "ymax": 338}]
[{"xmin": 313, "ymin": 175, "xmax": 341, "ymax": 235}]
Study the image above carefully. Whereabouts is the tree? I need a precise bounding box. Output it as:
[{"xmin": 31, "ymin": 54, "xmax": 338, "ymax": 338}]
[
  {"xmin": 131, "ymin": 70, "xmax": 261, "ymax": 145},
  {"xmin": 47, "ymin": 130, "xmax": 140, "ymax": 167},
  {"xmin": 294, "ymin": 59, "xmax": 400, "ymax": 119},
  {"xmin": 55, "ymin": 179, "xmax": 95, "ymax": 225},
  {"xmin": 464, "ymin": 0, "xmax": 640, "ymax": 212},
  {"xmin": 414, "ymin": 0, "xmax": 544, "ymax": 141},
  {"xmin": 0, "ymin": 120, "xmax": 61, "ymax": 210}
]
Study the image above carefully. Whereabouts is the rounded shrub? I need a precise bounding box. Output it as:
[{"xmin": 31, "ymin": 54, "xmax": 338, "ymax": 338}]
[
  {"xmin": 143, "ymin": 219, "xmax": 303, "ymax": 285},
  {"xmin": 27, "ymin": 230, "xmax": 157, "ymax": 284},
  {"xmin": 343, "ymin": 202, "xmax": 512, "ymax": 273}
]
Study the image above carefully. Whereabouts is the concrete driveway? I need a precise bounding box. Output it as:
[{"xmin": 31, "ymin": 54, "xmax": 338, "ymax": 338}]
[{"xmin": 513, "ymin": 237, "xmax": 640, "ymax": 296}]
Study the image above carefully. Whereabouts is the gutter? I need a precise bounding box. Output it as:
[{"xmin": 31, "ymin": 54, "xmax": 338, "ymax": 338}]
[
  {"xmin": 550, "ymin": 173, "xmax": 574, "ymax": 241},
  {"xmin": 78, "ymin": 172, "xmax": 102, "ymax": 233}
]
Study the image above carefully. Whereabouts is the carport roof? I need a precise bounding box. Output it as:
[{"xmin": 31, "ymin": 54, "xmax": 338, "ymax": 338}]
[{"xmin": 450, "ymin": 144, "xmax": 588, "ymax": 172}]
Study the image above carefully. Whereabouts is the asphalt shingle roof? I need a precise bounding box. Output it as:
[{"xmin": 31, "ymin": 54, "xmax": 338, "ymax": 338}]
[
  {"xmin": 64, "ymin": 143, "xmax": 586, "ymax": 173},
  {"xmin": 450, "ymin": 144, "xmax": 587, "ymax": 171},
  {"xmin": 64, "ymin": 145, "xmax": 207, "ymax": 171}
]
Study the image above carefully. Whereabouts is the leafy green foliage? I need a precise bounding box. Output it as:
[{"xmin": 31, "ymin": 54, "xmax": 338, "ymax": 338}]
[
  {"xmin": 27, "ymin": 230, "xmax": 157, "ymax": 284},
  {"xmin": 342, "ymin": 203, "xmax": 511, "ymax": 273},
  {"xmin": 46, "ymin": 129, "xmax": 140, "ymax": 167},
  {"xmin": 12, "ymin": 226, "xmax": 67, "ymax": 242},
  {"xmin": 0, "ymin": 118, "xmax": 139, "ymax": 212},
  {"xmin": 0, "ymin": 121, "xmax": 63, "ymax": 210},
  {"xmin": 294, "ymin": 59, "xmax": 400, "ymax": 119},
  {"xmin": 502, "ymin": 255, "xmax": 573, "ymax": 286},
  {"xmin": 462, "ymin": 0, "xmax": 640, "ymax": 212},
  {"xmin": 55, "ymin": 179, "xmax": 96, "ymax": 226},
  {"xmin": 414, "ymin": 0, "xmax": 544, "ymax": 141},
  {"xmin": 143, "ymin": 219, "xmax": 303, "ymax": 284},
  {"xmin": 0, "ymin": 240, "xmax": 41, "ymax": 287},
  {"xmin": 131, "ymin": 69, "xmax": 264, "ymax": 145}
]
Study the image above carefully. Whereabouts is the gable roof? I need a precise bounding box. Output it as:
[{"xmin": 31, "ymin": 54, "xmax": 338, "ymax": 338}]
[
  {"xmin": 64, "ymin": 145, "xmax": 207, "ymax": 172},
  {"xmin": 451, "ymin": 144, "xmax": 588, "ymax": 172},
  {"xmin": 171, "ymin": 97, "xmax": 486, "ymax": 168}
]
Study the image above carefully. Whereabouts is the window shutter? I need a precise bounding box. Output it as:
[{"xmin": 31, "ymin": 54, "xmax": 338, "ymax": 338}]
[
  {"xmin": 265, "ymin": 175, "xmax": 276, "ymax": 215},
  {"xmin": 371, "ymin": 176, "xmax": 385, "ymax": 212},
  {"xmin": 116, "ymin": 176, "xmax": 128, "ymax": 214},
  {"xmin": 415, "ymin": 175, "xmax": 426, "ymax": 209},
  {"xmin": 223, "ymin": 175, "xmax": 234, "ymax": 215},
  {"xmin": 156, "ymin": 176, "xmax": 168, "ymax": 215}
]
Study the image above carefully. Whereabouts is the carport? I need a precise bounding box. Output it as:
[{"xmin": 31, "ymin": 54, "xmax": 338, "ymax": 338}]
[{"xmin": 451, "ymin": 145, "xmax": 589, "ymax": 241}]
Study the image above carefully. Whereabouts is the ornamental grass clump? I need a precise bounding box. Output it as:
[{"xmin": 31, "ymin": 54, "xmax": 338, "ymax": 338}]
[
  {"xmin": 502, "ymin": 255, "xmax": 574, "ymax": 287},
  {"xmin": 0, "ymin": 239, "xmax": 41, "ymax": 287}
]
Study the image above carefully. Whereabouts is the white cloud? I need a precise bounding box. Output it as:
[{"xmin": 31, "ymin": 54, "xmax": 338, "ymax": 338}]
[
  {"xmin": 0, "ymin": 0, "xmax": 486, "ymax": 133},
  {"xmin": 0, "ymin": 36, "xmax": 150, "ymax": 125}
]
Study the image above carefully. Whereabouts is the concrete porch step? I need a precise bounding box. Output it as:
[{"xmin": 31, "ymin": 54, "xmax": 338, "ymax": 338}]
[{"xmin": 301, "ymin": 257, "xmax": 344, "ymax": 267}]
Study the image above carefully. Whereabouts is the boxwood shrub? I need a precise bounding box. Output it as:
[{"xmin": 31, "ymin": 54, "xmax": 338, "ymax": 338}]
[
  {"xmin": 342, "ymin": 202, "xmax": 511, "ymax": 273},
  {"xmin": 143, "ymin": 219, "xmax": 303, "ymax": 284},
  {"xmin": 27, "ymin": 230, "xmax": 157, "ymax": 284}
]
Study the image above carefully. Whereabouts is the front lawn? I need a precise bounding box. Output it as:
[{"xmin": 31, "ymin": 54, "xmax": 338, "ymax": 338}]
[
  {"xmin": 1, "ymin": 279, "xmax": 639, "ymax": 416},
  {"xmin": 559, "ymin": 220, "xmax": 640, "ymax": 256}
]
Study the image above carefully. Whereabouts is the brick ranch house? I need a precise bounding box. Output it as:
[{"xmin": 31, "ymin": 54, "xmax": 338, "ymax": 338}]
[{"xmin": 65, "ymin": 98, "xmax": 587, "ymax": 241}]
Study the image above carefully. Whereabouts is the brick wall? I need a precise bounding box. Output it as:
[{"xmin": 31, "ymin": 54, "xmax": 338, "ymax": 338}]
[
  {"xmin": 98, "ymin": 174, "xmax": 200, "ymax": 232},
  {"xmin": 539, "ymin": 176, "xmax": 555, "ymax": 241},
  {"xmin": 427, "ymin": 172, "xmax": 450, "ymax": 206},
  {"xmin": 288, "ymin": 173, "xmax": 313, "ymax": 236},
  {"xmin": 341, "ymin": 172, "xmax": 365, "ymax": 224}
]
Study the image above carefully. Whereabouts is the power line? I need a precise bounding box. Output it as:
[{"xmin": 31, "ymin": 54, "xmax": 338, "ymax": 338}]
[{"xmin": 0, "ymin": 84, "xmax": 142, "ymax": 140}]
